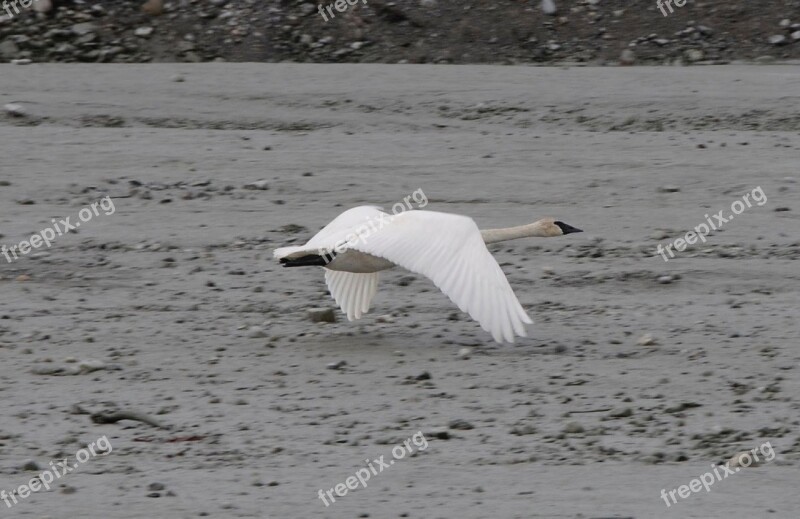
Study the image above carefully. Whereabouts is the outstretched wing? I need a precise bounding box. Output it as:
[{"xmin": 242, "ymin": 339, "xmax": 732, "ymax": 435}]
[
  {"xmin": 348, "ymin": 210, "xmax": 532, "ymax": 343},
  {"xmin": 274, "ymin": 206, "xmax": 387, "ymax": 261},
  {"xmin": 324, "ymin": 270, "xmax": 379, "ymax": 321}
]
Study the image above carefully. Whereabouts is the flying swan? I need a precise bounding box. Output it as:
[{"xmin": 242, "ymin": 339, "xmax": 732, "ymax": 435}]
[{"xmin": 273, "ymin": 206, "xmax": 582, "ymax": 343}]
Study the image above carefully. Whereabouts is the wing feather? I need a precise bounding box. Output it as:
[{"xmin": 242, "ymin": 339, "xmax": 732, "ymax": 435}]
[
  {"xmin": 348, "ymin": 210, "xmax": 532, "ymax": 343},
  {"xmin": 324, "ymin": 270, "xmax": 379, "ymax": 321}
]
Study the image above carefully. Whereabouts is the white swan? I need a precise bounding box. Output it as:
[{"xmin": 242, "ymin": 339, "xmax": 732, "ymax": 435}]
[{"xmin": 274, "ymin": 206, "xmax": 582, "ymax": 343}]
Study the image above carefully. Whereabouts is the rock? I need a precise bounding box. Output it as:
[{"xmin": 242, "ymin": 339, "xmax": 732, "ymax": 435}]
[
  {"xmin": 327, "ymin": 360, "xmax": 346, "ymax": 370},
  {"xmin": 728, "ymin": 451, "xmax": 762, "ymax": 468},
  {"xmin": 457, "ymin": 347, "xmax": 472, "ymax": 359},
  {"xmin": 71, "ymin": 23, "xmax": 98, "ymax": 36},
  {"xmin": 135, "ymin": 27, "xmax": 155, "ymax": 38},
  {"xmin": 0, "ymin": 39, "xmax": 19, "ymax": 60},
  {"xmin": 428, "ymin": 427, "xmax": 450, "ymax": 439},
  {"xmin": 449, "ymin": 419, "xmax": 474, "ymax": 430},
  {"xmin": 243, "ymin": 180, "xmax": 269, "ymax": 190},
  {"xmin": 541, "ymin": 0, "xmax": 557, "ymax": 15},
  {"xmin": 33, "ymin": 0, "xmax": 52, "ymax": 13},
  {"xmin": 608, "ymin": 407, "xmax": 633, "ymax": 418},
  {"xmin": 3, "ymin": 103, "xmax": 27, "ymax": 117},
  {"xmin": 664, "ymin": 402, "xmax": 701, "ymax": 414},
  {"xmin": 637, "ymin": 334, "xmax": 657, "ymax": 346},
  {"xmin": 685, "ymin": 49, "xmax": 704, "ymax": 62},
  {"xmin": 657, "ymin": 275, "xmax": 674, "ymax": 284},
  {"xmin": 78, "ymin": 359, "xmax": 107, "ymax": 374},
  {"xmin": 657, "ymin": 185, "xmax": 681, "ymax": 193},
  {"xmin": 510, "ymin": 424, "xmax": 537, "ymax": 435},
  {"xmin": 791, "ymin": 31, "xmax": 800, "ymax": 41},
  {"xmin": 247, "ymin": 326, "xmax": 267, "ymax": 338},
  {"xmin": 768, "ymin": 35, "xmax": 787, "ymax": 45},
  {"xmin": 308, "ymin": 308, "xmax": 336, "ymax": 323},
  {"xmin": 563, "ymin": 421, "xmax": 584, "ymax": 434},
  {"xmin": 22, "ymin": 460, "xmax": 40, "ymax": 471},
  {"xmin": 619, "ymin": 49, "xmax": 635, "ymax": 66},
  {"xmin": 141, "ymin": 0, "xmax": 163, "ymax": 16}
]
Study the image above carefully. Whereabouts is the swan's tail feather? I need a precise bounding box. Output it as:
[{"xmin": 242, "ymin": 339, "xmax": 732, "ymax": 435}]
[{"xmin": 280, "ymin": 254, "xmax": 330, "ymax": 267}]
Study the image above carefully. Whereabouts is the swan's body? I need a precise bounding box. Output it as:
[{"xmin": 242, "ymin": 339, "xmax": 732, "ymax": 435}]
[{"xmin": 274, "ymin": 206, "xmax": 582, "ymax": 343}]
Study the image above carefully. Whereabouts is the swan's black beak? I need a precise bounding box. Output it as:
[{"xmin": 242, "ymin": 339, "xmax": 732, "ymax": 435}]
[{"xmin": 554, "ymin": 221, "xmax": 583, "ymax": 235}]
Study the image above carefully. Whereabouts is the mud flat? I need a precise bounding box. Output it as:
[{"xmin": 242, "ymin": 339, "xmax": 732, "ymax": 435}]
[{"xmin": 0, "ymin": 64, "xmax": 798, "ymax": 518}]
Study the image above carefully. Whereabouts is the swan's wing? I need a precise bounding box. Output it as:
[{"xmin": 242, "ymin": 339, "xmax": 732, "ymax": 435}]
[
  {"xmin": 324, "ymin": 270, "xmax": 379, "ymax": 321},
  {"xmin": 274, "ymin": 206, "xmax": 388, "ymax": 260},
  {"xmin": 347, "ymin": 210, "xmax": 532, "ymax": 343}
]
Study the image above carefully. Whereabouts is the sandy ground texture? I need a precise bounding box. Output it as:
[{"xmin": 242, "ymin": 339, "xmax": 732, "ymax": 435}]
[{"xmin": 0, "ymin": 64, "xmax": 799, "ymax": 518}]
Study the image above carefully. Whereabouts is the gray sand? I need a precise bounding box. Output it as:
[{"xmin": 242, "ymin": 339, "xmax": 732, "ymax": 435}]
[{"xmin": 0, "ymin": 64, "xmax": 798, "ymax": 518}]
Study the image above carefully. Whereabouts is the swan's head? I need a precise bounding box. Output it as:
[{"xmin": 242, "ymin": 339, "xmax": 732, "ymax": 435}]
[{"xmin": 535, "ymin": 218, "xmax": 583, "ymax": 237}]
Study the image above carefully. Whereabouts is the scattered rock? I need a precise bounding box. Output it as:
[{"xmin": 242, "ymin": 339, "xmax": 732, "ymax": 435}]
[
  {"xmin": 619, "ymin": 49, "xmax": 636, "ymax": 66},
  {"xmin": 244, "ymin": 180, "xmax": 269, "ymax": 190},
  {"xmin": 728, "ymin": 451, "xmax": 763, "ymax": 468},
  {"xmin": 664, "ymin": 402, "xmax": 702, "ymax": 414},
  {"xmin": 308, "ymin": 308, "xmax": 336, "ymax": 323},
  {"xmin": 141, "ymin": 0, "xmax": 163, "ymax": 16},
  {"xmin": 135, "ymin": 27, "xmax": 155, "ymax": 38},
  {"xmin": 768, "ymin": 34, "xmax": 787, "ymax": 45},
  {"xmin": 21, "ymin": 460, "xmax": 40, "ymax": 471},
  {"xmin": 637, "ymin": 334, "xmax": 658, "ymax": 346},
  {"xmin": 247, "ymin": 326, "xmax": 267, "ymax": 338},
  {"xmin": 685, "ymin": 49, "xmax": 704, "ymax": 62},
  {"xmin": 608, "ymin": 407, "xmax": 633, "ymax": 418},
  {"xmin": 3, "ymin": 103, "xmax": 27, "ymax": 117},
  {"xmin": 449, "ymin": 419, "xmax": 474, "ymax": 430},
  {"xmin": 510, "ymin": 424, "xmax": 537, "ymax": 435}
]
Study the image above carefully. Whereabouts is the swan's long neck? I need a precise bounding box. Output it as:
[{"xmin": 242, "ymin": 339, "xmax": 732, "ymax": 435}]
[{"xmin": 481, "ymin": 223, "xmax": 548, "ymax": 244}]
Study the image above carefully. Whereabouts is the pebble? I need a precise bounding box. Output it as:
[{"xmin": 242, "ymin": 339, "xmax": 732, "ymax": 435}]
[
  {"xmin": 637, "ymin": 334, "xmax": 657, "ymax": 346},
  {"xmin": 768, "ymin": 34, "xmax": 787, "ymax": 45},
  {"xmin": 608, "ymin": 407, "xmax": 633, "ymax": 418},
  {"xmin": 457, "ymin": 347, "xmax": 472, "ymax": 359},
  {"xmin": 243, "ymin": 180, "xmax": 269, "ymax": 190},
  {"xmin": 247, "ymin": 326, "xmax": 267, "ymax": 338},
  {"xmin": 449, "ymin": 419, "xmax": 474, "ymax": 430},
  {"xmin": 307, "ymin": 308, "xmax": 336, "ymax": 323},
  {"xmin": 22, "ymin": 460, "xmax": 40, "ymax": 471},
  {"xmin": 428, "ymin": 427, "xmax": 450, "ymax": 439},
  {"xmin": 135, "ymin": 27, "xmax": 155, "ymax": 38},
  {"xmin": 510, "ymin": 424, "xmax": 537, "ymax": 435},
  {"xmin": 685, "ymin": 49, "xmax": 704, "ymax": 62},
  {"xmin": 541, "ymin": 0, "xmax": 557, "ymax": 15},
  {"xmin": 563, "ymin": 421, "xmax": 584, "ymax": 434},
  {"xmin": 619, "ymin": 49, "xmax": 636, "ymax": 66},
  {"xmin": 327, "ymin": 360, "xmax": 346, "ymax": 370},
  {"xmin": 3, "ymin": 103, "xmax": 27, "ymax": 117},
  {"xmin": 727, "ymin": 451, "xmax": 762, "ymax": 468},
  {"xmin": 657, "ymin": 185, "xmax": 681, "ymax": 193}
]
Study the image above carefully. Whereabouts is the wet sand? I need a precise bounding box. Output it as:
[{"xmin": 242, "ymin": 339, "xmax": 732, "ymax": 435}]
[{"xmin": 0, "ymin": 64, "xmax": 798, "ymax": 518}]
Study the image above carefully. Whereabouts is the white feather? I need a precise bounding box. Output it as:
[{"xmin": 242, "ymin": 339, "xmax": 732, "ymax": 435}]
[{"xmin": 275, "ymin": 206, "xmax": 534, "ymax": 343}]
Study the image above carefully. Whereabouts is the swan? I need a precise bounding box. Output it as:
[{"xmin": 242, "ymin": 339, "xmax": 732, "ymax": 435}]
[{"xmin": 273, "ymin": 206, "xmax": 582, "ymax": 343}]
